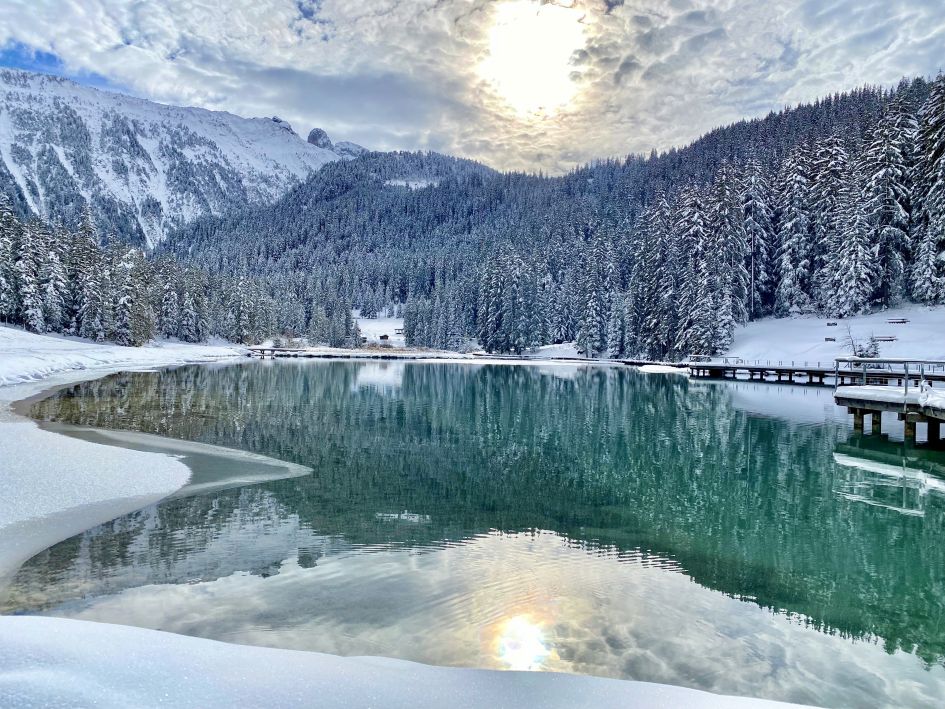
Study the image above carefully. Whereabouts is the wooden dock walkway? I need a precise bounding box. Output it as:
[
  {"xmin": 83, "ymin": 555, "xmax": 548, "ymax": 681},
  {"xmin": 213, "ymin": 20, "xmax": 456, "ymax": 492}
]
[{"xmin": 831, "ymin": 358, "xmax": 945, "ymax": 443}]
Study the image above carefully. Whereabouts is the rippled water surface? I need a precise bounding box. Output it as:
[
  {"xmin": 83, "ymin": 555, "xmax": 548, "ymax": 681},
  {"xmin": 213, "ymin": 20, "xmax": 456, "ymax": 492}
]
[{"xmin": 6, "ymin": 361, "xmax": 945, "ymax": 708}]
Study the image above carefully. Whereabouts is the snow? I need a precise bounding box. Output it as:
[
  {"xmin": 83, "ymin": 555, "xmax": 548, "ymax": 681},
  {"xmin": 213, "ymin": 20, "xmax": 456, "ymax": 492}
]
[
  {"xmin": 355, "ymin": 315, "xmax": 406, "ymax": 347},
  {"xmin": 726, "ymin": 304, "xmax": 945, "ymax": 364},
  {"xmin": 0, "ymin": 421, "xmax": 190, "ymax": 584},
  {"xmin": 638, "ymin": 364, "xmax": 691, "ymax": 376},
  {"xmin": 0, "ymin": 325, "xmax": 247, "ymax": 386},
  {"xmin": 0, "ymin": 325, "xmax": 253, "ymax": 579},
  {"xmin": 835, "ymin": 385, "xmax": 919, "ymax": 405},
  {"xmin": 919, "ymin": 383, "xmax": 945, "ymax": 410},
  {"xmin": 0, "ymin": 68, "xmax": 357, "ymax": 246},
  {"xmin": 524, "ymin": 343, "xmax": 581, "ymax": 359},
  {"xmin": 0, "ymin": 616, "xmax": 805, "ymax": 709}
]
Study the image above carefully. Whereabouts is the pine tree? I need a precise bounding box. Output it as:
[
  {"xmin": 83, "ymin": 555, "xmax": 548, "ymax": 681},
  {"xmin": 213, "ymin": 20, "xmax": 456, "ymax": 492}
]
[
  {"xmin": 0, "ymin": 196, "xmax": 18, "ymax": 323},
  {"xmin": 742, "ymin": 156, "xmax": 775, "ymax": 316},
  {"xmin": 15, "ymin": 221, "xmax": 45, "ymax": 333},
  {"xmin": 864, "ymin": 93, "xmax": 915, "ymax": 305},
  {"xmin": 774, "ymin": 146, "xmax": 814, "ymax": 315},
  {"xmin": 912, "ymin": 74, "xmax": 945, "ymax": 302},
  {"xmin": 828, "ymin": 163, "xmax": 876, "ymax": 317},
  {"xmin": 811, "ymin": 134, "xmax": 851, "ymax": 308}
]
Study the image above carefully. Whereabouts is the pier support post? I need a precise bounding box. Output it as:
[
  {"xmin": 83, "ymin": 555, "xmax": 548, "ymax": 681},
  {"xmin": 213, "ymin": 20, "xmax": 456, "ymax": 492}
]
[
  {"xmin": 929, "ymin": 421, "xmax": 941, "ymax": 444},
  {"xmin": 871, "ymin": 412, "xmax": 882, "ymax": 436},
  {"xmin": 853, "ymin": 409, "xmax": 864, "ymax": 433},
  {"xmin": 904, "ymin": 419, "xmax": 917, "ymax": 442}
]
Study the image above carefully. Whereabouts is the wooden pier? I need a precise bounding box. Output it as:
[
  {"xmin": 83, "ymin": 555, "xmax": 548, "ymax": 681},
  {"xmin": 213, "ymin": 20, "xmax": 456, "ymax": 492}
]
[
  {"xmin": 832, "ymin": 358, "xmax": 945, "ymax": 443},
  {"xmin": 687, "ymin": 356, "xmax": 945, "ymax": 386}
]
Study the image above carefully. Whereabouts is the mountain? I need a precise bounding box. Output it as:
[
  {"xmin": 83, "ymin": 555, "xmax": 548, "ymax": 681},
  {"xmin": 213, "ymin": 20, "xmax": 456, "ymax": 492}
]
[{"xmin": 0, "ymin": 68, "xmax": 363, "ymax": 247}]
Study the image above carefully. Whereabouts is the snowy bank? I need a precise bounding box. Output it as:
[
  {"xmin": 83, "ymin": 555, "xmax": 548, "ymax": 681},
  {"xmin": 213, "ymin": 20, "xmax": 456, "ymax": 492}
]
[
  {"xmin": 0, "ymin": 617, "xmax": 806, "ymax": 709},
  {"xmin": 0, "ymin": 421, "xmax": 191, "ymax": 585},
  {"xmin": 638, "ymin": 364, "xmax": 691, "ymax": 376},
  {"xmin": 0, "ymin": 325, "xmax": 257, "ymax": 581},
  {"xmin": 0, "ymin": 325, "xmax": 247, "ymax": 386}
]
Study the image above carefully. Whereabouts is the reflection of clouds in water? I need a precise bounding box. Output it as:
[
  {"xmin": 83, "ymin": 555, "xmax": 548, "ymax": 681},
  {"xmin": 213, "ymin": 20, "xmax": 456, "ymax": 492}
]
[{"xmin": 49, "ymin": 532, "xmax": 945, "ymax": 708}]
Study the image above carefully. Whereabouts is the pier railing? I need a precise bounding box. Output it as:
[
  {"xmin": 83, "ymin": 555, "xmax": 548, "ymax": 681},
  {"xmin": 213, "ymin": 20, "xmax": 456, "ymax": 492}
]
[{"xmin": 834, "ymin": 357, "xmax": 945, "ymax": 395}]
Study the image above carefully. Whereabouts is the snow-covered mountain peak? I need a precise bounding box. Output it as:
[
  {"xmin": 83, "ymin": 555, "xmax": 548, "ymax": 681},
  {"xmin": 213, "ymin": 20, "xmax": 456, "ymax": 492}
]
[{"xmin": 0, "ymin": 68, "xmax": 362, "ymax": 247}]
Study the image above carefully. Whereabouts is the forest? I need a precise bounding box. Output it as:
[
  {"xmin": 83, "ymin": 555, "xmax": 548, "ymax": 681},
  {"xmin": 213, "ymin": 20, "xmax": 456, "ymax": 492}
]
[
  {"xmin": 165, "ymin": 76, "xmax": 945, "ymax": 358},
  {"xmin": 0, "ymin": 200, "xmax": 359, "ymax": 346}
]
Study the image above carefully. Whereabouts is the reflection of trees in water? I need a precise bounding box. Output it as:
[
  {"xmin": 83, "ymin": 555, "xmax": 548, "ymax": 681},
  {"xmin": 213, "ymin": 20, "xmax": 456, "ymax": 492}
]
[{"xmin": 24, "ymin": 362, "xmax": 945, "ymax": 665}]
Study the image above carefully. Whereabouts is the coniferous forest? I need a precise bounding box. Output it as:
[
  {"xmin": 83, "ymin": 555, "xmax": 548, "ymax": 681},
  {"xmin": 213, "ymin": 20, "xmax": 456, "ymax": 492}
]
[
  {"xmin": 0, "ymin": 200, "xmax": 359, "ymax": 346},
  {"xmin": 2, "ymin": 76, "xmax": 944, "ymax": 357}
]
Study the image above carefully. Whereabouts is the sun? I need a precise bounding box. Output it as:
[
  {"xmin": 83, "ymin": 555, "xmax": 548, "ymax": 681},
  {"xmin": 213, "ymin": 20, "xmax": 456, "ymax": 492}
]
[{"xmin": 478, "ymin": 0, "xmax": 586, "ymax": 117}]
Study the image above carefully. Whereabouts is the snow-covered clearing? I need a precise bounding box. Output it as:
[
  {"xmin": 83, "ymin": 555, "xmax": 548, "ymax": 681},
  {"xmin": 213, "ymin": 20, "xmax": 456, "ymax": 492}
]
[
  {"xmin": 355, "ymin": 315, "xmax": 406, "ymax": 347},
  {"xmin": 727, "ymin": 305, "xmax": 945, "ymax": 364},
  {"xmin": 0, "ymin": 617, "xmax": 805, "ymax": 709}
]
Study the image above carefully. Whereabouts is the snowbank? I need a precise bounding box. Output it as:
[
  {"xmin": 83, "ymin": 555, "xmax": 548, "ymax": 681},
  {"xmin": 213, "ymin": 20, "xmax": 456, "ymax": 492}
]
[
  {"xmin": 0, "ymin": 325, "xmax": 253, "ymax": 580},
  {"xmin": 919, "ymin": 383, "xmax": 945, "ymax": 410},
  {"xmin": 0, "ymin": 617, "xmax": 804, "ymax": 709},
  {"xmin": 0, "ymin": 421, "xmax": 191, "ymax": 584},
  {"xmin": 727, "ymin": 305, "xmax": 945, "ymax": 364},
  {"xmin": 638, "ymin": 364, "xmax": 691, "ymax": 376},
  {"xmin": 0, "ymin": 325, "xmax": 247, "ymax": 386}
]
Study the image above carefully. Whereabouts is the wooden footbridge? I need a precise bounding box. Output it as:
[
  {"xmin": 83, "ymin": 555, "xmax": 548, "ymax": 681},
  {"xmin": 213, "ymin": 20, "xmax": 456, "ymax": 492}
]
[
  {"xmin": 831, "ymin": 358, "xmax": 945, "ymax": 444},
  {"xmin": 687, "ymin": 356, "xmax": 945, "ymax": 386}
]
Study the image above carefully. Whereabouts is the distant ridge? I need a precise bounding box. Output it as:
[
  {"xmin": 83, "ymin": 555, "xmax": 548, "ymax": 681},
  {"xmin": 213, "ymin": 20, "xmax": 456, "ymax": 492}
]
[{"xmin": 0, "ymin": 68, "xmax": 363, "ymax": 246}]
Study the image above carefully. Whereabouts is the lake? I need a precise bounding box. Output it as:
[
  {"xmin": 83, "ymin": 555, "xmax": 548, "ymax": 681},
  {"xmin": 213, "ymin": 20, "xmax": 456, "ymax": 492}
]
[{"xmin": 5, "ymin": 361, "xmax": 945, "ymax": 708}]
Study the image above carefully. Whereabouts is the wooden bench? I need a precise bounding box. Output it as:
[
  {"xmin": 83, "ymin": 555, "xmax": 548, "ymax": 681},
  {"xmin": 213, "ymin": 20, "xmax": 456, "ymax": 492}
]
[
  {"xmin": 887, "ymin": 318, "xmax": 909, "ymax": 324},
  {"xmin": 874, "ymin": 336, "xmax": 898, "ymax": 342}
]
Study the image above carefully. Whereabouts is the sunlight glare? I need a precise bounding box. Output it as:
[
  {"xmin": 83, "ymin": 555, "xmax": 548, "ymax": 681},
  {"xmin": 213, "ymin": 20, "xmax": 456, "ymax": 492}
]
[
  {"xmin": 478, "ymin": 0, "xmax": 585, "ymax": 117},
  {"xmin": 497, "ymin": 615, "xmax": 551, "ymax": 671}
]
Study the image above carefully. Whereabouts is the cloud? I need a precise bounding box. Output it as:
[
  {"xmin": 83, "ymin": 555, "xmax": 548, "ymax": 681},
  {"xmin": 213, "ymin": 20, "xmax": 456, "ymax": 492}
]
[{"xmin": 1, "ymin": 0, "xmax": 944, "ymax": 173}]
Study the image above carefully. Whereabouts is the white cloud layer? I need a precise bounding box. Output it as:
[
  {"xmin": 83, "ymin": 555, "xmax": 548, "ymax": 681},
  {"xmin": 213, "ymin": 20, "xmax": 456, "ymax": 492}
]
[{"xmin": 2, "ymin": 0, "xmax": 944, "ymax": 173}]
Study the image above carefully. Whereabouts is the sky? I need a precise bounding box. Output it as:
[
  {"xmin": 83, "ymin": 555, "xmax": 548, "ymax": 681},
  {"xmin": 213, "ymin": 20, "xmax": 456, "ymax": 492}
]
[{"xmin": 1, "ymin": 0, "xmax": 944, "ymax": 174}]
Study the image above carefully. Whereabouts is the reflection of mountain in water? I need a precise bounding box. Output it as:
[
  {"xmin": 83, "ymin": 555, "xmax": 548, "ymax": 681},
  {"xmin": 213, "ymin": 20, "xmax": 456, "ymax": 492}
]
[{"xmin": 17, "ymin": 361, "xmax": 945, "ymax": 666}]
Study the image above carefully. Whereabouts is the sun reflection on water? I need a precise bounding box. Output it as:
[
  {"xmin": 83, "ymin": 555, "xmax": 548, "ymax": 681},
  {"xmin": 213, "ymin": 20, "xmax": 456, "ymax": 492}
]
[{"xmin": 496, "ymin": 614, "xmax": 552, "ymax": 671}]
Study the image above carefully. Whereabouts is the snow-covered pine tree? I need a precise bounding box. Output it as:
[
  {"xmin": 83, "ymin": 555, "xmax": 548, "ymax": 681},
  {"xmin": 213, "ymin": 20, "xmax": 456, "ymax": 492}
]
[
  {"xmin": 14, "ymin": 221, "xmax": 45, "ymax": 333},
  {"xmin": 864, "ymin": 92, "xmax": 916, "ymax": 306},
  {"xmin": 179, "ymin": 290, "xmax": 200, "ymax": 343},
  {"xmin": 0, "ymin": 196, "xmax": 18, "ymax": 323},
  {"xmin": 911, "ymin": 74, "xmax": 945, "ymax": 303},
  {"xmin": 711, "ymin": 160, "xmax": 750, "ymax": 331},
  {"xmin": 112, "ymin": 247, "xmax": 155, "ymax": 346},
  {"xmin": 773, "ymin": 146, "xmax": 814, "ymax": 315},
  {"xmin": 606, "ymin": 292, "xmax": 626, "ymax": 358},
  {"xmin": 741, "ymin": 155, "xmax": 775, "ymax": 317},
  {"xmin": 828, "ymin": 161, "xmax": 876, "ymax": 317},
  {"xmin": 673, "ymin": 185, "xmax": 715, "ymax": 356},
  {"xmin": 39, "ymin": 224, "xmax": 67, "ymax": 332},
  {"xmin": 810, "ymin": 134, "xmax": 851, "ymax": 309}
]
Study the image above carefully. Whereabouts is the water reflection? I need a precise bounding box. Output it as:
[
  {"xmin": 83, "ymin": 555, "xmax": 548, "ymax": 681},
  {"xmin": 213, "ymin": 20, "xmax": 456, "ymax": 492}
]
[{"xmin": 7, "ymin": 361, "xmax": 945, "ymax": 708}]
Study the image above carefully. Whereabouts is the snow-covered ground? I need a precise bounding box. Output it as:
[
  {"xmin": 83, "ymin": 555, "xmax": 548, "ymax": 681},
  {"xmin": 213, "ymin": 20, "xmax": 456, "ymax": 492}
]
[
  {"xmin": 0, "ymin": 325, "xmax": 248, "ymax": 386},
  {"xmin": 355, "ymin": 315, "xmax": 407, "ymax": 347},
  {"xmin": 0, "ymin": 617, "xmax": 805, "ymax": 709},
  {"xmin": 727, "ymin": 304, "xmax": 945, "ymax": 364},
  {"xmin": 0, "ymin": 325, "xmax": 253, "ymax": 580}
]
